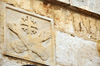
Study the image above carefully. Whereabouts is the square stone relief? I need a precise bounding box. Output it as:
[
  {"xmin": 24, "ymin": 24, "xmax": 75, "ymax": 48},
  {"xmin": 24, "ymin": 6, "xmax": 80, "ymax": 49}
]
[{"xmin": 0, "ymin": 2, "xmax": 55, "ymax": 66}]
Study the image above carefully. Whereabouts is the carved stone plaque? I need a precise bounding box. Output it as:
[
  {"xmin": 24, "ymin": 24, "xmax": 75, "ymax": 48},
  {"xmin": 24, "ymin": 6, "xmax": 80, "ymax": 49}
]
[{"xmin": 2, "ymin": 3, "xmax": 55, "ymax": 66}]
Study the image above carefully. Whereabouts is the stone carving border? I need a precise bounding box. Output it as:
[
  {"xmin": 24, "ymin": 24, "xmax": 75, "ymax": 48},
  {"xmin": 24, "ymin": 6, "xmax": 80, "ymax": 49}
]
[{"xmin": 0, "ymin": 1, "xmax": 55, "ymax": 66}]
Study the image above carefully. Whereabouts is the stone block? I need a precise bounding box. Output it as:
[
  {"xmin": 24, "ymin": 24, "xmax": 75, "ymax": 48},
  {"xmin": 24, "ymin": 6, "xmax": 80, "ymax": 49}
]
[
  {"xmin": 73, "ymin": 13, "xmax": 81, "ymax": 32},
  {"xmin": 89, "ymin": 17, "xmax": 96, "ymax": 34},
  {"xmin": 73, "ymin": 13, "xmax": 99, "ymax": 40},
  {"xmin": 56, "ymin": 31, "xmax": 100, "ymax": 66},
  {"xmin": 96, "ymin": 20, "xmax": 100, "ymax": 40},
  {"xmin": 53, "ymin": 6, "xmax": 65, "ymax": 29},
  {"xmin": 64, "ymin": 10, "xmax": 74, "ymax": 34},
  {"xmin": 93, "ymin": 0, "xmax": 100, "ymax": 15},
  {"xmin": 32, "ymin": 0, "xmax": 53, "ymax": 18},
  {"xmin": 0, "ymin": 1, "xmax": 5, "ymax": 53},
  {"xmin": 88, "ymin": 0, "xmax": 96, "ymax": 13},
  {"xmin": 70, "ymin": 0, "xmax": 90, "ymax": 10},
  {"xmin": 0, "ymin": 2, "xmax": 55, "ymax": 66},
  {"xmin": 81, "ymin": 15, "xmax": 90, "ymax": 33},
  {"xmin": 54, "ymin": 6, "xmax": 74, "ymax": 34},
  {"xmin": 1, "ymin": 0, "xmax": 31, "ymax": 11},
  {"xmin": 96, "ymin": 20, "xmax": 100, "ymax": 31}
]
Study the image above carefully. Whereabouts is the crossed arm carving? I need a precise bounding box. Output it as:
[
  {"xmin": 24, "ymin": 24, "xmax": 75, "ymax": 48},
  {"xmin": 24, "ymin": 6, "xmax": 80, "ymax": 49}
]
[{"xmin": 7, "ymin": 23, "xmax": 50, "ymax": 61}]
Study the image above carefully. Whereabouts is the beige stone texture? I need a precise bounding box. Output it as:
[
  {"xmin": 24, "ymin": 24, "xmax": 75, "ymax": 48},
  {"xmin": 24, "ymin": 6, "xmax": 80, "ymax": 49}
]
[
  {"xmin": 56, "ymin": 0, "xmax": 100, "ymax": 15},
  {"xmin": 32, "ymin": 0, "xmax": 53, "ymax": 18},
  {"xmin": 81, "ymin": 15, "xmax": 90, "ymax": 33},
  {"xmin": 89, "ymin": 17, "xmax": 96, "ymax": 34},
  {"xmin": 73, "ymin": 12, "xmax": 100, "ymax": 41},
  {"xmin": 0, "ymin": 54, "xmax": 43, "ymax": 66},
  {"xmin": 54, "ymin": 6, "xmax": 74, "ymax": 34},
  {"xmin": 96, "ymin": 20, "xmax": 100, "ymax": 31},
  {"xmin": 73, "ymin": 13, "xmax": 81, "ymax": 32},
  {"xmin": 70, "ymin": 0, "xmax": 90, "ymax": 10},
  {"xmin": 1, "ymin": 2, "xmax": 55, "ymax": 66},
  {"xmin": 56, "ymin": 31, "xmax": 100, "ymax": 66},
  {"xmin": 0, "ymin": 1, "xmax": 5, "ymax": 53},
  {"xmin": 0, "ymin": 0, "xmax": 100, "ymax": 66},
  {"xmin": 0, "ymin": 54, "xmax": 22, "ymax": 66},
  {"xmin": 1, "ymin": 0, "xmax": 31, "ymax": 11},
  {"xmin": 94, "ymin": 0, "xmax": 100, "ymax": 14},
  {"xmin": 88, "ymin": 0, "xmax": 96, "ymax": 12},
  {"xmin": 96, "ymin": 20, "xmax": 100, "ymax": 40},
  {"xmin": 73, "ymin": 13, "xmax": 87, "ymax": 38}
]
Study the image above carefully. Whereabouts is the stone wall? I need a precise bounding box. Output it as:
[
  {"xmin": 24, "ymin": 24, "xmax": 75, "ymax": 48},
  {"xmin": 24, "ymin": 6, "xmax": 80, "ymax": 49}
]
[
  {"xmin": 55, "ymin": 0, "xmax": 100, "ymax": 15},
  {"xmin": 0, "ymin": 0, "xmax": 100, "ymax": 66},
  {"xmin": 56, "ymin": 31, "xmax": 100, "ymax": 66}
]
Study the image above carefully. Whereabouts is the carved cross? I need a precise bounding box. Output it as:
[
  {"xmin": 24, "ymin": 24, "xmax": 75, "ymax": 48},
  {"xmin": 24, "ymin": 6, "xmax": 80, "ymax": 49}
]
[{"xmin": 20, "ymin": 16, "xmax": 38, "ymax": 35}]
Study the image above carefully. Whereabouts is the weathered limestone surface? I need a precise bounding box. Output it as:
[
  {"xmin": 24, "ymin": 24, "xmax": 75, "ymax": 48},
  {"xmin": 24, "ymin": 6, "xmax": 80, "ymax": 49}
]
[
  {"xmin": 70, "ymin": 0, "xmax": 90, "ymax": 10},
  {"xmin": 56, "ymin": 0, "xmax": 100, "ymax": 15},
  {"xmin": 0, "ymin": 0, "xmax": 100, "ymax": 66},
  {"xmin": 1, "ymin": 0, "xmax": 31, "ymax": 11},
  {"xmin": 71, "ymin": 0, "xmax": 100, "ymax": 14},
  {"xmin": 0, "ymin": 2, "xmax": 55, "ymax": 66},
  {"xmin": 73, "ymin": 12, "xmax": 100, "ymax": 41},
  {"xmin": 0, "ymin": 54, "xmax": 22, "ymax": 66},
  {"xmin": 0, "ymin": 1, "xmax": 5, "ymax": 53},
  {"xmin": 0, "ymin": 53, "xmax": 43, "ymax": 66},
  {"xmin": 56, "ymin": 31, "xmax": 100, "ymax": 66},
  {"xmin": 32, "ymin": 0, "xmax": 53, "ymax": 18},
  {"xmin": 54, "ymin": 5, "xmax": 74, "ymax": 34},
  {"xmin": 0, "ymin": 0, "xmax": 54, "ymax": 66}
]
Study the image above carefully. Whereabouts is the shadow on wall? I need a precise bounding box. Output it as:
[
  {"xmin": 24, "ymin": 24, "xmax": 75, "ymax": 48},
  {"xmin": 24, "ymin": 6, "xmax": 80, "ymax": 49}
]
[
  {"xmin": 22, "ymin": 65, "xmax": 37, "ymax": 66},
  {"xmin": 22, "ymin": 64, "xmax": 49, "ymax": 66}
]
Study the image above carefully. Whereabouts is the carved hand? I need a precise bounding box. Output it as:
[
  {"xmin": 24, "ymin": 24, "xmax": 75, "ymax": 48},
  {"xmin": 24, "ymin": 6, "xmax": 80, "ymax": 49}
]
[{"xmin": 7, "ymin": 23, "xmax": 20, "ymax": 35}]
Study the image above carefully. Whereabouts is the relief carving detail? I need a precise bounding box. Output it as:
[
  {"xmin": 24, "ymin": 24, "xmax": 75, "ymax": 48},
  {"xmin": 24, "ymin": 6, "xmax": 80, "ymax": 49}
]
[
  {"xmin": 7, "ymin": 16, "xmax": 51, "ymax": 61},
  {"xmin": 20, "ymin": 16, "xmax": 38, "ymax": 34}
]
